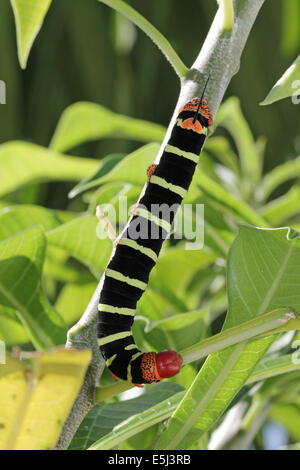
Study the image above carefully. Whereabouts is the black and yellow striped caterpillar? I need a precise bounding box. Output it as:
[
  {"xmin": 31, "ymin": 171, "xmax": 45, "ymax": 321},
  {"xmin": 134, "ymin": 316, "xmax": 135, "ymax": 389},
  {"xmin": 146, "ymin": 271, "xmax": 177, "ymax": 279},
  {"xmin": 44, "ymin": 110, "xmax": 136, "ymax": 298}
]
[{"xmin": 97, "ymin": 90, "xmax": 213, "ymax": 385}]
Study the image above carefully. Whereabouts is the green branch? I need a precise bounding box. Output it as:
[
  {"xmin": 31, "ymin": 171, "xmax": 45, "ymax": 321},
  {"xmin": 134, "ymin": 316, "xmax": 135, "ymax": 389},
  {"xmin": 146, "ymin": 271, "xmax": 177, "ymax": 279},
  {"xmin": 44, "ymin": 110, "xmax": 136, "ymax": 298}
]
[
  {"xmin": 180, "ymin": 308, "xmax": 296, "ymax": 365},
  {"xmin": 97, "ymin": 0, "xmax": 188, "ymax": 78},
  {"xmin": 218, "ymin": 0, "xmax": 235, "ymax": 30}
]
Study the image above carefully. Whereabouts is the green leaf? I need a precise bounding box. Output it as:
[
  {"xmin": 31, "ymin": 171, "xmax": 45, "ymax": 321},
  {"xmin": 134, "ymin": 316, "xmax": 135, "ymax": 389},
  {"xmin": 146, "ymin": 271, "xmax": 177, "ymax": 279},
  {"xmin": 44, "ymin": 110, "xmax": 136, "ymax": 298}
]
[
  {"xmin": 136, "ymin": 309, "xmax": 208, "ymax": 353},
  {"xmin": 69, "ymin": 154, "xmax": 125, "ymax": 198},
  {"xmin": 195, "ymin": 168, "xmax": 268, "ymax": 227},
  {"xmin": 70, "ymin": 382, "xmax": 183, "ymax": 450},
  {"xmin": 258, "ymin": 157, "xmax": 300, "ymax": 202},
  {"xmin": 46, "ymin": 215, "xmax": 112, "ymax": 278},
  {"xmin": 87, "ymin": 385, "xmax": 185, "ymax": 450},
  {"xmin": 205, "ymin": 136, "xmax": 240, "ymax": 176},
  {"xmin": 216, "ymin": 97, "xmax": 261, "ymax": 198},
  {"xmin": 0, "ymin": 142, "xmax": 99, "ymax": 198},
  {"xmin": 156, "ymin": 226, "xmax": 300, "ymax": 449},
  {"xmin": 87, "ymin": 183, "xmax": 141, "ymax": 219},
  {"xmin": 50, "ymin": 102, "xmax": 165, "ymax": 153},
  {"xmin": 0, "ymin": 306, "xmax": 29, "ymax": 345},
  {"xmin": 10, "ymin": 0, "xmax": 52, "ymax": 69},
  {"xmin": 0, "ymin": 205, "xmax": 61, "ymax": 243},
  {"xmin": 247, "ymin": 354, "xmax": 300, "ymax": 384},
  {"xmin": 55, "ymin": 281, "xmax": 98, "ymax": 325},
  {"xmin": 260, "ymin": 183, "xmax": 300, "ymax": 225},
  {"xmin": 260, "ymin": 54, "xmax": 300, "ymax": 105},
  {"xmin": 151, "ymin": 247, "xmax": 216, "ymax": 309},
  {"xmin": 0, "ymin": 227, "xmax": 67, "ymax": 349},
  {"xmin": 87, "ymin": 143, "xmax": 160, "ymax": 187},
  {"xmin": 280, "ymin": 0, "xmax": 300, "ymax": 56},
  {"xmin": 0, "ymin": 349, "xmax": 91, "ymax": 450},
  {"xmin": 270, "ymin": 404, "xmax": 300, "ymax": 441}
]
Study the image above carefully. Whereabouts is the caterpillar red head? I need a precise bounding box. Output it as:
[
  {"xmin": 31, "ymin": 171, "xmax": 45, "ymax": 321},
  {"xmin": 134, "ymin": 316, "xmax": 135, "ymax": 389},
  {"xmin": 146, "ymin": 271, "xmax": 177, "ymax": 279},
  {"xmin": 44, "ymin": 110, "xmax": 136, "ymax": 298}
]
[{"xmin": 140, "ymin": 350, "xmax": 183, "ymax": 383}]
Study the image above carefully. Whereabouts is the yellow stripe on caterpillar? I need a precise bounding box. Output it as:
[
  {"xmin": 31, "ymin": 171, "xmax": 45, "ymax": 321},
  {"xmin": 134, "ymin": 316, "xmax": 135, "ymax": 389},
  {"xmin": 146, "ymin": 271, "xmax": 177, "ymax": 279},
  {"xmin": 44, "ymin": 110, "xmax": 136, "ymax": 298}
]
[
  {"xmin": 105, "ymin": 268, "xmax": 147, "ymax": 291},
  {"xmin": 118, "ymin": 238, "xmax": 158, "ymax": 262},
  {"xmin": 165, "ymin": 144, "xmax": 199, "ymax": 163},
  {"xmin": 150, "ymin": 175, "xmax": 187, "ymax": 199},
  {"xmin": 98, "ymin": 303, "xmax": 136, "ymax": 316},
  {"xmin": 98, "ymin": 331, "xmax": 131, "ymax": 347}
]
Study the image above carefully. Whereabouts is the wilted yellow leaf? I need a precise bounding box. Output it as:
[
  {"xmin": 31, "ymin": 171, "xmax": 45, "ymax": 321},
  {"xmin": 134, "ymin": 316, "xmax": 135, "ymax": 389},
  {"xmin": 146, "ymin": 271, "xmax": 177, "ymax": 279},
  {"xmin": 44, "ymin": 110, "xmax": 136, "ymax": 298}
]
[{"xmin": 0, "ymin": 348, "xmax": 91, "ymax": 450}]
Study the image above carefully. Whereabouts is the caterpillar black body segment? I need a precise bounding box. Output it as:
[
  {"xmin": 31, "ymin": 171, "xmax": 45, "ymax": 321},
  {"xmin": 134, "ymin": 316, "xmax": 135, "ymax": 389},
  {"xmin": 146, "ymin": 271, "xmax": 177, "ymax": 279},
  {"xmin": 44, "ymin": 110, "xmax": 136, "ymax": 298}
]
[{"xmin": 97, "ymin": 96, "xmax": 213, "ymax": 384}]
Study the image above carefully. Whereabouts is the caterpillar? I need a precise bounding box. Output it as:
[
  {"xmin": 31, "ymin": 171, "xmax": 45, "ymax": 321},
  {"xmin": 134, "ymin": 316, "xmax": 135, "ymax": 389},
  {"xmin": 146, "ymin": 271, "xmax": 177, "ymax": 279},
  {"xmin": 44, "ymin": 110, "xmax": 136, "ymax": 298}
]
[{"xmin": 97, "ymin": 84, "xmax": 213, "ymax": 385}]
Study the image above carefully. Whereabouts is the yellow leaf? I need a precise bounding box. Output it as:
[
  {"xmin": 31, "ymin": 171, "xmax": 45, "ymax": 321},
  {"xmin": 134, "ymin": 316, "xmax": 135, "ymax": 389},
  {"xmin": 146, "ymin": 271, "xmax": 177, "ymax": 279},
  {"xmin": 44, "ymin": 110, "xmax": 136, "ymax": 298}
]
[{"xmin": 0, "ymin": 348, "xmax": 91, "ymax": 450}]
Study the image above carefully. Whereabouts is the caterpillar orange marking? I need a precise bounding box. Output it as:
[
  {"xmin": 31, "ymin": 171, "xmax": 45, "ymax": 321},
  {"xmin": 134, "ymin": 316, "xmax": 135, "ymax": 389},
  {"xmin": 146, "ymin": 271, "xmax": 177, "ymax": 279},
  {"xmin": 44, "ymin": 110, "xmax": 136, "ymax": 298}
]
[
  {"xmin": 147, "ymin": 164, "xmax": 158, "ymax": 179},
  {"xmin": 179, "ymin": 98, "xmax": 213, "ymax": 126},
  {"xmin": 181, "ymin": 117, "xmax": 203, "ymax": 133}
]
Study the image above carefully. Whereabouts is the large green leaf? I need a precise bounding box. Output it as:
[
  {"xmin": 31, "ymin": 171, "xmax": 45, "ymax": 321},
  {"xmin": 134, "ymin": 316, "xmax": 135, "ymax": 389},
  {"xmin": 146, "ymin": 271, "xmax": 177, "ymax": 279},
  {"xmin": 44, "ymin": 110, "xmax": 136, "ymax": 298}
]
[
  {"xmin": 156, "ymin": 226, "xmax": 300, "ymax": 449},
  {"xmin": 0, "ymin": 205, "xmax": 61, "ymax": 242},
  {"xmin": 247, "ymin": 354, "xmax": 300, "ymax": 384},
  {"xmin": 258, "ymin": 157, "xmax": 300, "ymax": 202},
  {"xmin": 280, "ymin": 0, "xmax": 300, "ymax": 56},
  {"xmin": 69, "ymin": 143, "xmax": 159, "ymax": 200},
  {"xmin": 10, "ymin": 0, "xmax": 52, "ymax": 68},
  {"xmin": 0, "ymin": 349, "xmax": 91, "ymax": 450},
  {"xmin": 136, "ymin": 309, "xmax": 208, "ymax": 353},
  {"xmin": 0, "ymin": 227, "xmax": 67, "ymax": 349},
  {"xmin": 55, "ymin": 281, "xmax": 98, "ymax": 325},
  {"xmin": 153, "ymin": 247, "xmax": 216, "ymax": 296},
  {"xmin": 260, "ymin": 183, "xmax": 300, "ymax": 225},
  {"xmin": 70, "ymin": 382, "xmax": 182, "ymax": 450},
  {"xmin": 215, "ymin": 97, "xmax": 261, "ymax": 198},
  {"xmin": 195, "ymin": 168, "xmax": 268, "ymax": 227},
  {"xmin": 90, "ymin": 143, "xmax": 160, "ymax": 186},
  {"xmin": 0, "ymin": 306, "xmax": 29, "ymax": 345},
  {"xmin": 46, "ymin": 215, "xmax": 112, "ymax": 278},
  {"xmin": 69, "ymin": 154, "xmax": 125, "ymax": 198},
  {"xmin": 0, "ymin": 141, "xmax": 99, "ymax": 198},
  {"xmin": 50, "ymin": 101, "xmax": 165, "ymax": 152},
  {"xmin": 270, "ymin": 404, "xmax": 300, "ymax": 441}
]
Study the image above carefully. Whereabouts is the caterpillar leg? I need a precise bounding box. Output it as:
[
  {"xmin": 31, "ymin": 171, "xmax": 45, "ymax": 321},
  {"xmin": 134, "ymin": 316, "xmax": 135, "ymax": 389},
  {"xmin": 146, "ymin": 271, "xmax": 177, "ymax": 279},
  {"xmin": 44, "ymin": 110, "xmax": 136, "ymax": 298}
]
[{"xmin": 111, "ymin": 371, "xmax": 118, "ymax": 381}]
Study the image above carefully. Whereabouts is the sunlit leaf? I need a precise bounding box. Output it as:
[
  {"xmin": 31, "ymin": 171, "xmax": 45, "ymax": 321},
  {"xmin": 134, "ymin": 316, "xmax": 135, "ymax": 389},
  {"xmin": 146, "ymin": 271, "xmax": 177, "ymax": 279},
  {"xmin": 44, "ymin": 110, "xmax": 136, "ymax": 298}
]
[
  {"xmin": 260, "ymin": 54, "xmax": 300, "ymax": 105},
  {"xmin": 87, "ymin": 385, "xmax": 184, "ymax": 450},
  {"xmin": 50, "ymin": 102, "xmax": 165, "ymax": 153},
  {"xmin": 46, "ymin": 215, "xmax": 112, "ymax": 278},
  {"xmin": 0, "ymin": 227, "xmax": 67, "ymax": 349},
  {"xmin": 0, "ymin": 142, "xmax": 99, "ymax": 198},
  {"xmin": 156, "ymin": 226, "xmax": 300, "ymax": 449},
  {"xmin": 0, "ymin": 349, "xmax": 91, "ymax": 450},
  {"xmin": 10, "ymin": 0, "xmax": 52, "ymax": 68}
]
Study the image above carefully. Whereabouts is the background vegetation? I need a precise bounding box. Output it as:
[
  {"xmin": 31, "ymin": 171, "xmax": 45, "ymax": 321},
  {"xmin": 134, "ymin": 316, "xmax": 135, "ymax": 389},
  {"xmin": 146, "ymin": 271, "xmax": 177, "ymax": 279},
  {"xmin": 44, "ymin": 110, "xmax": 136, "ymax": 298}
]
[{"xmin": 0, "ymin": 0, "xmax": 300, "ymax": 451}]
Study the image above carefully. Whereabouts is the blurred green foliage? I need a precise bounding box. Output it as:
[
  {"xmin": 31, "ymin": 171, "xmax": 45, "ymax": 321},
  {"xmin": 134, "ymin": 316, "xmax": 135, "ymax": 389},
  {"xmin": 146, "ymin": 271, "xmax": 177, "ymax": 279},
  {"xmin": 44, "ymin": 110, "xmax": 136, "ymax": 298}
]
[
  {"xmin": 0, "ymin": 0, "xmax": 300, "ymax": 198},
  {"xmin": 1, "ymin": 0, "xmax": 300, "ymax": 451}
]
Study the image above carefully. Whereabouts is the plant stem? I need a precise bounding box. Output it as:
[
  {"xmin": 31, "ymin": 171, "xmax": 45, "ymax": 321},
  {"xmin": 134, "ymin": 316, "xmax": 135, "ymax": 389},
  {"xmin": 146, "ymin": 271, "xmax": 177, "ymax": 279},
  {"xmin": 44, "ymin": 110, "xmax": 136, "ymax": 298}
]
[
  {"xmin": 221, "ymin": 0, "xmax": 235, "ymax": 31},
  {"xmin": 180, "ymin": 308, "xmax": 295, "ymax": 365}
]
